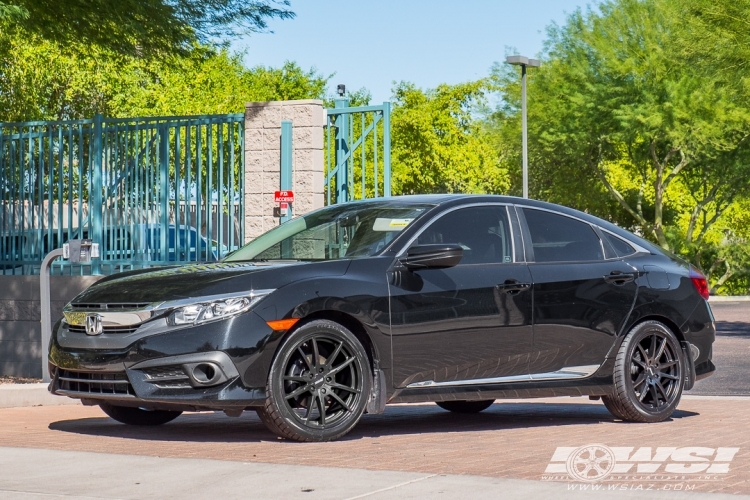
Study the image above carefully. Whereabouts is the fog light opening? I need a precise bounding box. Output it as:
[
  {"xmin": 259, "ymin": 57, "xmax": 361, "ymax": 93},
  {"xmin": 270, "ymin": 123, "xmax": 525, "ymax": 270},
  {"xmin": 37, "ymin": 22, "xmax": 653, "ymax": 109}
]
[{"xmin": 191, "ymin": 363, "xmax": 220, "ymax": 385}]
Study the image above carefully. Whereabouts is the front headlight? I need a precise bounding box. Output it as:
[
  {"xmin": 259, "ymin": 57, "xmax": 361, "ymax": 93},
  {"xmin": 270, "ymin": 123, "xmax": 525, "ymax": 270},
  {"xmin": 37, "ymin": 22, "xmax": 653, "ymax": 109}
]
[{"xmin": 166, "ymin": 290, "xmax": 273, "ymax": 326}]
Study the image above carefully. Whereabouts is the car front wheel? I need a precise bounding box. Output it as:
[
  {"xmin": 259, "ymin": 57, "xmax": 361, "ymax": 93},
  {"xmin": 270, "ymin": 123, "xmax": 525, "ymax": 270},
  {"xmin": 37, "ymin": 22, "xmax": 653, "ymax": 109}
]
[
  {"xmin": 602, "ymin": 320, "xmax": 684, "ymax": 423},
  {"xmin": 257, "ymin": 319, "xmax": 371, "ymax": 442},
  {"xmin": 99, "ymin": 403, "xmax": 182, "ymax": 426}
]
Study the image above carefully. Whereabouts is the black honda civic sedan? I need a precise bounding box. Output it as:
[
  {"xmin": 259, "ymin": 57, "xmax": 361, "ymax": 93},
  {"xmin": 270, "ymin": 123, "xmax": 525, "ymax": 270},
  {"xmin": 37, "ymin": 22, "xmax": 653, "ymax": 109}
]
[{"xmin": 49, "ymin": 195, "xmax": 716, "ymax": 441}]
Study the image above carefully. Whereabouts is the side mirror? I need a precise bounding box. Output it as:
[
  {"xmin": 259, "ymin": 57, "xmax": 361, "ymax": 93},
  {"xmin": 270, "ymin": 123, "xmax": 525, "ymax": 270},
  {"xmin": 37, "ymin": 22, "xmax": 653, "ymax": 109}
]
[{"xmin": 400, "ymin": 244, "xmax": 463, "ymax": 270}]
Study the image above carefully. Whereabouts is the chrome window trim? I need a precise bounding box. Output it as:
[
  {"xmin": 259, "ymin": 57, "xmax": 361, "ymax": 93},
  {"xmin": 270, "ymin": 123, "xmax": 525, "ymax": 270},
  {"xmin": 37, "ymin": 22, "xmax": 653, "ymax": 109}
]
[
  {"xmin": 515, "ymin": 205, "xmax": 635, "ymax": 263},
  {"xmin": 395, "ymin": 202, "xmax": 519, "ymax": 264},
  {"xmin": 597, "ymin": 227, "xmax": 649, "ymax": 255},
  {"xmin": 406, "ymin": 364, "xmax": 601, "ymax": 388}
]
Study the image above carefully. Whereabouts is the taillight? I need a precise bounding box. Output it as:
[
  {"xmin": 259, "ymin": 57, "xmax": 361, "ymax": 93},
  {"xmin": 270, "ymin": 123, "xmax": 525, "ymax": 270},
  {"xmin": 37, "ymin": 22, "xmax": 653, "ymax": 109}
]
[{"xmin": 689, "ymin": 267, "xmax": 710, "ymax": 300}]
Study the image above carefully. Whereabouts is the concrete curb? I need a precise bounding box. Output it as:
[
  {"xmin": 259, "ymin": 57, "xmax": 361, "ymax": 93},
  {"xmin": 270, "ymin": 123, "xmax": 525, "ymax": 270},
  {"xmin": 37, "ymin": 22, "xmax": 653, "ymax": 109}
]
[
  {"xmin": 0, "ymin": 383, "xmax": 79, "ymax": 408},
  {"xmin": 709, "ymin": 295, "xmax": 750, "ymax": 302}
]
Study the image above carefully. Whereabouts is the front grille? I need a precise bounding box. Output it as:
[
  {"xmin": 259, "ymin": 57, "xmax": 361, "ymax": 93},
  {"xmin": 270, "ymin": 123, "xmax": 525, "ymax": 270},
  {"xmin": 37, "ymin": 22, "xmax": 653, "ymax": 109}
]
[
  {"xmin": 141, "ymin": 365, "xmax": 191, "ymax": 389},
  {"xmin": 57, "ymin": 368, "xmax": 135, "ymax": 397},
  {"xmin": 70, "ymin": 303, "xmax": 150, "ymax": 310},
  {"xmin": 67, "ymin": 324, "xmax": 139, "ymax": 335}
]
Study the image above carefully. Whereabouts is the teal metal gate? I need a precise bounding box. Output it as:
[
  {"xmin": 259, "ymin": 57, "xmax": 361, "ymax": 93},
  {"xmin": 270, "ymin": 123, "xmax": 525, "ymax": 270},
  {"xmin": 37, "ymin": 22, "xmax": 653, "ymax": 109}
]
[
  {"xmin": 325, "ymin": 99, "xmax": 391, "ymax": 205},
  {"xmin": 0, "ymin": 113, "xmax": 245, "ymax": 275}
]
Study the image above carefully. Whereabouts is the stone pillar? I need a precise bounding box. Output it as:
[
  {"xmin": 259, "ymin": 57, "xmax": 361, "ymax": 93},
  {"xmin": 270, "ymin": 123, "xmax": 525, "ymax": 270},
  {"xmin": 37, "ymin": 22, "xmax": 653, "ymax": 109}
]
[{"xmin": 244, "ymin": 100, "xmax": 326, "ymax": 243}]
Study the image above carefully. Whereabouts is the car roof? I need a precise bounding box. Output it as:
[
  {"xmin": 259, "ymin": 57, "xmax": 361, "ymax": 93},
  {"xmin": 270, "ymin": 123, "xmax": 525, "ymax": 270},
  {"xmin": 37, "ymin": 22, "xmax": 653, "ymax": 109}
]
[{"xmin": 341, "ymin": 194, "xmax": 663, "ymax": 255}]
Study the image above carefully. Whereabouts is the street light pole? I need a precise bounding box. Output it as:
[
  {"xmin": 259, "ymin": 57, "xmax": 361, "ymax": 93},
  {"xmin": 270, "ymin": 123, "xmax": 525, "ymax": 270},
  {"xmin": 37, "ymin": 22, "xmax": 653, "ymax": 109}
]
[{"xmin": 506, "ymin": 55, "xmax": 540, "ymax": 199}]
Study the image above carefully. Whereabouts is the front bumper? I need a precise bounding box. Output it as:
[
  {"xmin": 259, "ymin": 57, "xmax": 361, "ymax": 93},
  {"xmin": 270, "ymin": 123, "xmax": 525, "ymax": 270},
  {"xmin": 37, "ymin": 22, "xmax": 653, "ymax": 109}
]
[{"xmin": 48, "ymin": 310, "xmax": 279, "ymax": 411}]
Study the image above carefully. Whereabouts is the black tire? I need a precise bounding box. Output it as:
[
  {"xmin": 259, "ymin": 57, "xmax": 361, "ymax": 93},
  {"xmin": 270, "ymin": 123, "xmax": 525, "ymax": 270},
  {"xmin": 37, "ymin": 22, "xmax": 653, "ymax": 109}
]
[
  {"xmin": 99, "ymin": 403, "xmax": 182, "ymax": 426},
  {"xmin": 602, "ymin": 320, "xmax": 684, "ymax": 423},
  {"xmin": 436, "ymin": 400, "xmax": 494, "ymax": 413},
  {"xmin": 257, "ymin": 319, "xmax": 372, "ymax": 442}
]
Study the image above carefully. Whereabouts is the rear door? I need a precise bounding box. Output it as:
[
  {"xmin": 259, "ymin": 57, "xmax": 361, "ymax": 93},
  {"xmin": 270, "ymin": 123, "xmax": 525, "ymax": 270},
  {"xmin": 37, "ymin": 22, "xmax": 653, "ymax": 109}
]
[
  {"xmin": 518, "ymin": 207, "xmax": 638, "ymax": 376},
  {"xmin": 389, "ymin": 204, "xmax": 533, "ymax": 388}
]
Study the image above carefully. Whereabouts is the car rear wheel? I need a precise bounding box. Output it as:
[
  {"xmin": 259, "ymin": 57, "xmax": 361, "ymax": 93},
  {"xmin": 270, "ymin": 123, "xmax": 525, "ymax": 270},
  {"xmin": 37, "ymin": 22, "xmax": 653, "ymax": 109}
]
[
  {"xmin": 257, "ymin": 319, "xmax": 371, "ymax": 442},
  {"xmin": 436, "ymin": 400, "xmax": 494, "ymax": 413},
  {"xmin": 602, "ymin": 320, "xmax": 684, "ymax": 423},
  {"xmin": 99, "ymin": 403, "xmax": 182, "ymax": 426}
]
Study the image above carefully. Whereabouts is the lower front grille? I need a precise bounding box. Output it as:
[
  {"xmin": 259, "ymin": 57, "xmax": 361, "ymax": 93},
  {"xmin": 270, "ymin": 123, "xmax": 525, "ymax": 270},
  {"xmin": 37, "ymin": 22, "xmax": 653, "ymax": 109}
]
[
  {"xmin": 141, "ymin": 365, "xmax": 192, "ymax": 389},
  {"xmin": 56, "ymin": 368, "xmax": 136, "ymax": 397}
]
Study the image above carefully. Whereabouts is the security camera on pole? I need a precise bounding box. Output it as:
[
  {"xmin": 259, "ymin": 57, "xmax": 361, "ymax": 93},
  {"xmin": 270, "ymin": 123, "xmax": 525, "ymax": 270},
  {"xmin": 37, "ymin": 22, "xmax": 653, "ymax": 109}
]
[{"xmin": 505, "ymin": 55, "xmax": 540, "ymax": 199}]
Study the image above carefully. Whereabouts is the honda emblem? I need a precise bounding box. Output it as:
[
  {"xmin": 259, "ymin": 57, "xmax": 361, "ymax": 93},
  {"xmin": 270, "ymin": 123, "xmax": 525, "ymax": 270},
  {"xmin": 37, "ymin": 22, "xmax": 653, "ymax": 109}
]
[{"xmin": 85, "ymin": 314, "xmax": 103, "ymax": 336}]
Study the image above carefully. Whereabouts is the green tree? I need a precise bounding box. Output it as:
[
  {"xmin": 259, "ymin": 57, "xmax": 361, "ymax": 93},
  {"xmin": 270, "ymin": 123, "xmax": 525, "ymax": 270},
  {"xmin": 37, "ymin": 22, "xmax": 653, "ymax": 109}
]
[
  {"xmin": 0, "ymin": 0, "xmax": 294, "ymax": 57},
  {"xmin": 391, "ymin": 81, "xmax": 510, "ymax": 195}
]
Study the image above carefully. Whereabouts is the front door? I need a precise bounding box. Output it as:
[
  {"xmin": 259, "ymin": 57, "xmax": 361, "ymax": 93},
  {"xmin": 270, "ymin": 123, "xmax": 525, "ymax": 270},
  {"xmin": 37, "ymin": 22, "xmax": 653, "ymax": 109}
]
[
  {"xmin": 389, "ymin": 205, "xmax": 533, "ymax": 388},
  {"xmin": 519, "ymin": 207, "xmax": 638, "ymax": 376}
]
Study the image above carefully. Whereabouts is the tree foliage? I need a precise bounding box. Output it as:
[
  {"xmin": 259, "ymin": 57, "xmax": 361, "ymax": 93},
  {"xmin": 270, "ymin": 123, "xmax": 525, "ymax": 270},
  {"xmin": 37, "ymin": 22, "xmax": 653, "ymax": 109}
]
[
  {"xmin": 487, "ymin": 0, "xmax": 750, "ymax": 293},
  {"xmin": 0, "ymin": 30, "xmax": 328, "ymax": 122},
  {"xmin": 391, "ymin": 81, "xmax": 510, "ymax": 195},
  {"xmin": 0, "ymin": 0, "xmax": 294, "ymax": 57}
]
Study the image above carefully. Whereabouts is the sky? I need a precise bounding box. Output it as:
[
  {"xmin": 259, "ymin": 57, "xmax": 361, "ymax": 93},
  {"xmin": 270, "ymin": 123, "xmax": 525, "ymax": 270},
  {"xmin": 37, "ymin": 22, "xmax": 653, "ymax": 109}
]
[{"xmin": 234, "ymin": 0, "xmax": 596, "ymax": 103}]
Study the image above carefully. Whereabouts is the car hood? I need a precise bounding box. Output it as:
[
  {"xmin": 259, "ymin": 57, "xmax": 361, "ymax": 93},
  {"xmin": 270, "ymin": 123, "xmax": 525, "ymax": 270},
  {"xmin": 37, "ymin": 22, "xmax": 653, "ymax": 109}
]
[{"xmin": 72, "ymin": 260, "xmax": 352, "ymax": 305}]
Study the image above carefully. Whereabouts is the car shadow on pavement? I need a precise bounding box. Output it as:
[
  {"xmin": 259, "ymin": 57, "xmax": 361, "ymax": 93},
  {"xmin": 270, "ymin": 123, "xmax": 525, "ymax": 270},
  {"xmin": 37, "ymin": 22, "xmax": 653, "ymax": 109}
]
[{"xmin": 47, "ymin": 401, "xmax": 699, "ymax": 443}]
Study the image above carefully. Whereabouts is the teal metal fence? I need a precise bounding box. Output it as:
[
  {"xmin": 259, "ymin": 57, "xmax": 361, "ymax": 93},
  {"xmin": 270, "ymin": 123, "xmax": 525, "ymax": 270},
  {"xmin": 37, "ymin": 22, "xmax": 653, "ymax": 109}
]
[
  {"xmin": 0, "ymin": 113, "xmax": 245, "ymax": 275},
  {"xmin": 325, "ymin": 100, "xmax": 391, "ymax": 205}
]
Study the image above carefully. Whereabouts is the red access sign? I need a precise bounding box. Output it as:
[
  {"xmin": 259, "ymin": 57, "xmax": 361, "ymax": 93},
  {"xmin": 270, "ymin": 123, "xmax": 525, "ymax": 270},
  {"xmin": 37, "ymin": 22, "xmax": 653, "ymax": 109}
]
[{"xmin": 274, "ymin": 190, "xmax": 294, "ymax": 203}]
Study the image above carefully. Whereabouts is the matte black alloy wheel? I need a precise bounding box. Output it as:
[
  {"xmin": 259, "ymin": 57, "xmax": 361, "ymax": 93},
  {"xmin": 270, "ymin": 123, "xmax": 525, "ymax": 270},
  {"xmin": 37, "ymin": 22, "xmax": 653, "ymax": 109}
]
[
  {"xmin": 258, "ymin": 320, "xmax": 371, "ymax": 442},
  {"xmin": 436, "ymin": 400, "xmax": 495, "ymax": 413},
  {"xmin": 99, "ymin": 403, "xmax": 182, "ymax": 426},
  {"xmin": 602, "ymin": 321, "xmax": 684, "ymax": 423}
]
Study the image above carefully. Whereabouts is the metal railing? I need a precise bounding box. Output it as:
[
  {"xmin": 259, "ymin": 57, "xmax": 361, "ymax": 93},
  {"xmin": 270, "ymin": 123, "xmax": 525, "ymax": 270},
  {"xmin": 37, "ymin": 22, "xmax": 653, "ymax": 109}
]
[
  {"xmin": 325, "ymin": 100, "xmax": 391, "ymax": 205},
  {"xmin": 0, "ymin": 113, "xmax": 245, "ymax": 275}
]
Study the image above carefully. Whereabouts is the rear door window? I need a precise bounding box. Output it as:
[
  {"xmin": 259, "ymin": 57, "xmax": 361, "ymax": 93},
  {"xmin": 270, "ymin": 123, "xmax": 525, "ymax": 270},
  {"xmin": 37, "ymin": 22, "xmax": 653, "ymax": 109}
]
[{"xmin": 521, "ymin": 208, "xmax": 604, "ymax": 263}]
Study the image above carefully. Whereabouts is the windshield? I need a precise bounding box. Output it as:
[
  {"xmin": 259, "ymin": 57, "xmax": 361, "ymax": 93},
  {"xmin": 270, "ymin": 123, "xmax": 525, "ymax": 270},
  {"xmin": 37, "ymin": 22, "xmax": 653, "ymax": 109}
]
[{"xmin": 224, "ymin": 203, "xmax": 433, "ymax": 262}]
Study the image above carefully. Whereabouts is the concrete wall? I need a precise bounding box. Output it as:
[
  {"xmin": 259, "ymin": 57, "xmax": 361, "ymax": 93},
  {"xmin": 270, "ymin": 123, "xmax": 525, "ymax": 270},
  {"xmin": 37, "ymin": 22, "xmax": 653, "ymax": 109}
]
[
  {"xmin": 0, "ymin": 276, "xmax": 101, "ymax": 377},
  {"xmin": 244, "ymin": 100, "xmax": 326, "ymax": 242}
]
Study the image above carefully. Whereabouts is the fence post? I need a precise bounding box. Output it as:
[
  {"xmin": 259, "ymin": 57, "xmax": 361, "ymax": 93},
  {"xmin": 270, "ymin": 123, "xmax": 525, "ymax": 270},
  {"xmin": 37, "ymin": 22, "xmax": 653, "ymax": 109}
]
[
  {"xmin": 91, "ymin": 114, "xmax": 103, "ymax": 274},
  {"xmin": 159, "ymin": 124, "xmax": 169, "ymax": 261},
  {"xmin": 334, "ymin": 98, "xmax": 350, "ymax": 203},
  {"xmin": 382, "ymin": 102, "xmax": 391, "ymax": 197},
  {"xmin": 280, "ymin": 120, "xmax": 293, "ymax": 224}
]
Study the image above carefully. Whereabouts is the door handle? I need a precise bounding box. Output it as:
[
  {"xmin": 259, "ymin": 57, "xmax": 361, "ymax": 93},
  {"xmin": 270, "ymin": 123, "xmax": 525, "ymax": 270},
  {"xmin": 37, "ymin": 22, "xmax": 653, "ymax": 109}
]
[
  {"xmin": 604, "ymin": 271, "xmax": 636, "ymax": 285},
  {"xmin": 497, "ymin": 280, "xmax": 531, "ymax": 294}
]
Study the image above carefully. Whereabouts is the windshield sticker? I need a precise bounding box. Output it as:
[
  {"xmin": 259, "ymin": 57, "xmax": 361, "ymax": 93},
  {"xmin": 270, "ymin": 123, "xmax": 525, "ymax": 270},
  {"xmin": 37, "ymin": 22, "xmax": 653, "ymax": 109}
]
[{"xmin": 372, "ymin": 218, "xmax": 414, "ymax": 232}]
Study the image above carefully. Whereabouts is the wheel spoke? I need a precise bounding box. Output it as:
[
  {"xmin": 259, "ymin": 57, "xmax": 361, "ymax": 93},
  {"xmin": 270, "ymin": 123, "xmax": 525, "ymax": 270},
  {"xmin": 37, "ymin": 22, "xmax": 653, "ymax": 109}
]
[
  {"xmin": 638, "ymin": 386, "xmax": 649, "ymax": 402},
  {"xmin": 632, "ymin": 357, "xmax": 647, "ymax": 369},
  {"xmin": 656, "ymin": 380, "xmax": 669, "ymax": 402},
  {"xmin": 285, "ymin": 384, "xmax": 311, "ymax": 400},
  {"xmin": 658, "ymin": 372, "xmax": 679, "ymax": 381},
  {"xmin": 649, "ymin": 334, "xmax": 658, "ymax": 360},
  {"xmin": 329, "ymin": 356, "xmax": 355, "ymax": 376},
  {"xmin": 655, "ymin": 337, "xmax": 667, "ymax": 362},
  {"xmin": 632, "ymin": 373, "xmax": 647, "ymax": 390},
  {"xmin": 303, "ymin": 400, "xmax": 313, "ymax": 423},
  {"xmin": 330, "ymin": 382, "xmax": 360, "ymax": 394},
  {"xmin": 297, "ymin": 347, "xmax": 313, "ymax": 372},
  {"xmin": 660, "ymin": 360, "xmax": 678, "ymax": 369},
  {"xmin": 329, "ymin": 391, "xmax": 352, "ymax": 412},
  {"xmin": 312, "ymin": 338, "xmax": 321, "ymax": 370},
  {"xmin": 283, "ymin": 376, "xmax": 308, "ymax": 383},
  {"xmin": 326, "ymin": 341, "xmax": 344, "ymax": 369},
  {"xmin": 318, "ymin": 394, "xmax": 327, "ymax": 426},
  {"xmin": 636, "ymin": 344, "xmax": 651, "ymax": 364},
  {"xmin": 649, "ymin": 385, "xmax": 660, "ymax": 407}
]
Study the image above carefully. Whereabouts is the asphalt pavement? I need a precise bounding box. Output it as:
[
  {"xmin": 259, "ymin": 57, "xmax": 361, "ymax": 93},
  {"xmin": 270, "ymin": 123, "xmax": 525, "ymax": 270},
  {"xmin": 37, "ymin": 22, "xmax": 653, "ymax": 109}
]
[{"xmin": 691, "ymin": 301, "xmax": 750, "ymax": 396}]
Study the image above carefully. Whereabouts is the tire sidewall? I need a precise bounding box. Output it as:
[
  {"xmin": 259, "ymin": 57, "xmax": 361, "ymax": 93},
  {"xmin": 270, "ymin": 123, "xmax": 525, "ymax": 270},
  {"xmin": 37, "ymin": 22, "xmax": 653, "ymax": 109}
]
[
  {"xmin": 618, "ymin": 321, "xmax": 684, "ymax": 421},
  {"xmin": 267, "ymin": 320, "xmax": 371, "ymax": 440}
]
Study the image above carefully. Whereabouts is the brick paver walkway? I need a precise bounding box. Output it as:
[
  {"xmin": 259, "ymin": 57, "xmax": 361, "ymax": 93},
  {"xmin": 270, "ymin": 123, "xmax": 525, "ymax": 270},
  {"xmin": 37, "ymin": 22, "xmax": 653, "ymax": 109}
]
[{"xmin": 1, "ymin": 397, "xmax": 748, "ymax": 494}]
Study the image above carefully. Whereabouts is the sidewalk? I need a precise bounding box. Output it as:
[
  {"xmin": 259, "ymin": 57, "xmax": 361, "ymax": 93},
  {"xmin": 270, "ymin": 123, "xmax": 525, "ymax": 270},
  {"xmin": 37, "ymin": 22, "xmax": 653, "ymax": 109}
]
[
  {"xmin": 1, "ymin": 446, "xmax": 745, "ymax": 500},
  {"xmin": 0, "ymin": 382, "xmax": 79, "ymax": 409}
]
